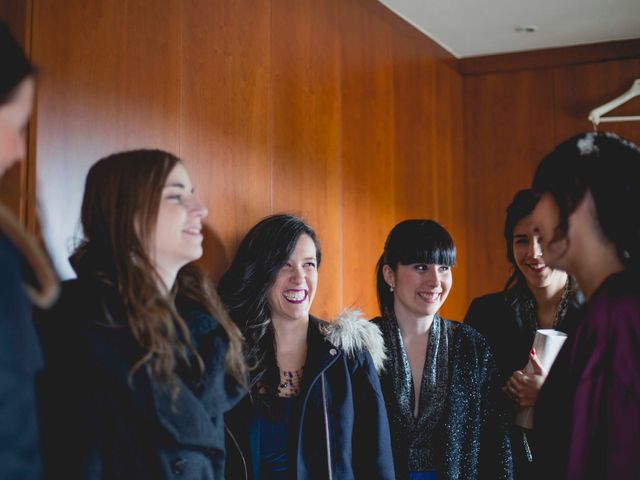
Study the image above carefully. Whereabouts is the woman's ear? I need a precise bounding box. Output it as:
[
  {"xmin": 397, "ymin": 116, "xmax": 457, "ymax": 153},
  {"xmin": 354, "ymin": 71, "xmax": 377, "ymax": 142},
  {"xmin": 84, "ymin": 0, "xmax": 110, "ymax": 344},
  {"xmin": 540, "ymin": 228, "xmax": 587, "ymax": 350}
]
[{"xmin": 382, "ymin": 264, "xmax": 395, "ymax": 289}]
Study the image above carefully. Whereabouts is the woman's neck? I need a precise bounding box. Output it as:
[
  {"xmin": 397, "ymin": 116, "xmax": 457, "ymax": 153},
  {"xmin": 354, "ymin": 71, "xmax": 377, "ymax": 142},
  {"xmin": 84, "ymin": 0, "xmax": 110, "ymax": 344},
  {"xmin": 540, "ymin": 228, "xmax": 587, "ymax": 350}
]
[
  {"xmin": 154, "ymin": 264, "xmax": 178, "ymax": 292},
  {"xmin": 272, "ymin": 316, "xmax": 308, "ymax": 371},
  {"xmin": 573, "ymin": 245, "xmax": 624, "ymax": 301},
  {"xmin": 529, "ymin": 274, "xmax": 566, "ymax": 328},
  {"xmin": 393, "ymin": 304, "xmax": 434, "ymax": 340}
]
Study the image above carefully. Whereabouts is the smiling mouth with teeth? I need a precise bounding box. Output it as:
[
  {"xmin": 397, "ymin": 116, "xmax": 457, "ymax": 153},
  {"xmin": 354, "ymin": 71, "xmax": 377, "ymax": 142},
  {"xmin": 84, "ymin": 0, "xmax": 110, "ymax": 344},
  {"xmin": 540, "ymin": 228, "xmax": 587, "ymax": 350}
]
[
  {"xmin": 527, "ymin": 263, "xmax": 547, "ymax": 273},
  {"xmin": 283, "ymin": 290, "xmax": 308, "ymax": 304},
  {"xmin": 417, "ymin": 292, "xmax": 441, "ymax": 303}
]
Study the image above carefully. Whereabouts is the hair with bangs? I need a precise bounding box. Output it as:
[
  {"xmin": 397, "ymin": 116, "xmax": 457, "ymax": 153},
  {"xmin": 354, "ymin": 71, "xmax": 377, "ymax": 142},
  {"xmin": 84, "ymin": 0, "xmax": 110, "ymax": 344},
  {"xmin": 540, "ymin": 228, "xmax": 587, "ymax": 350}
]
[{"xmin": 376, "ymin": 219, "xmax": 456, "ymax": 317}]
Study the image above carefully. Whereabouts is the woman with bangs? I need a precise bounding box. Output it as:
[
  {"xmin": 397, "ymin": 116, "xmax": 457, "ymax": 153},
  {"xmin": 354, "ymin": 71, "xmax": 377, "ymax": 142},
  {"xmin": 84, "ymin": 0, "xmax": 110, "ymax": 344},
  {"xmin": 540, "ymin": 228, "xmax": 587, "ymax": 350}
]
[
  {"xmin": 36, "ymin": 150, "xmax": 247, "ymax": 479},
  {"xmin": 372, "ymin": 219, "xmax": 513, "ymax": 480}
]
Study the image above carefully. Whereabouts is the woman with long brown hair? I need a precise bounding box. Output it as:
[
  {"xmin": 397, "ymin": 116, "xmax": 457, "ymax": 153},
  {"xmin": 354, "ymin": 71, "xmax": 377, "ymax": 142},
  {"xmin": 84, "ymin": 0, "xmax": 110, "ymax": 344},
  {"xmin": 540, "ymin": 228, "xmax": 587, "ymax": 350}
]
[{"xmin": 36, "ymin": 150, "xmax": 246, "ymax": 479}]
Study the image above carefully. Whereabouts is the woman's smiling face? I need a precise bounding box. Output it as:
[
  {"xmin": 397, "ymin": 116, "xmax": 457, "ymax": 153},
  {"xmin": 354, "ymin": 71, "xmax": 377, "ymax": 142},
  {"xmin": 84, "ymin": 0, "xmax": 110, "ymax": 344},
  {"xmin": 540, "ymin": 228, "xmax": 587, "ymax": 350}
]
[{"xmin": 268, "ymin": 234, "xmax": 318, "ymax": 324}]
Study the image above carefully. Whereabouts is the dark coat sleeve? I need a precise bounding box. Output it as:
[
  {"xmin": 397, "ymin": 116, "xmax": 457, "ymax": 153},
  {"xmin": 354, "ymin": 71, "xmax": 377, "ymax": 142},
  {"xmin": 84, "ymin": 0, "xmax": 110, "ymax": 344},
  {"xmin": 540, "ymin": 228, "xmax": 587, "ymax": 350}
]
[
  {"xmin": 349, "ymin": 350, "xmax": 396, "ymax": 480},
  {"xmin": 0, "ymin": 240, "xmax": 43, "ymax": 480}
]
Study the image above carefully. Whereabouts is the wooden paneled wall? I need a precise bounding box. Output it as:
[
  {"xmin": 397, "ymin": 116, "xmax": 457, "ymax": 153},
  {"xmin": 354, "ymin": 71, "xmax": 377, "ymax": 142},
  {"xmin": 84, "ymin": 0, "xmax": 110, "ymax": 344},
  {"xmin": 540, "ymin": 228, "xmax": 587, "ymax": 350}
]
[
  {"xmin": 17, "ymin": 0, "xmax": 466, "ymax": 321},
  {"xmin": 462, "ymin": 44, "xmax": 640, "ymax": 302},
  {"xmin": 6, "ymin": 0, "xmax": 639, "ymax": 322}
]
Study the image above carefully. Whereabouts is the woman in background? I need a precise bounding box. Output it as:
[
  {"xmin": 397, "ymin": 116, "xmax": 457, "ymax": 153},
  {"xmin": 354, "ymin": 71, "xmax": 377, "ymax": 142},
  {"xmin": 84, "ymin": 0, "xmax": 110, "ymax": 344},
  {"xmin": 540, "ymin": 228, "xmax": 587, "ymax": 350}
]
[
  {"xmin": 36, "ymin": 150, "xmax": 246, "ymax": 479},
  {"xmin": 464, "ymin": 189, "xmax": 582, "ymax": 479},
  {"xmin": 530, "ymin": 132, "xmax": 640, "ymax": 479},
  {"xmin": 373, "ymin": 219, "xmax": 512, "ymax": 480},
  {"xmin": 0, "ymin": 21, "xmax": 58, "ymax": 479},
  {"xmin": 220, "ymin": 214, "xmax": 394, "ymax": 479}
]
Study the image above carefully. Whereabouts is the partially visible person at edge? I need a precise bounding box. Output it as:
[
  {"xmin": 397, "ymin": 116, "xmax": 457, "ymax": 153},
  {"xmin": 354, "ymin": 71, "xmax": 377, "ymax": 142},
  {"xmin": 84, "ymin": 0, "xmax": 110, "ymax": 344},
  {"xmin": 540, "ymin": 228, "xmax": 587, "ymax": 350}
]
[
  {"xmin": 372, "ymin": 219, "xmax": 513, "ymax": 480},
  {"xmin": 219, "ymin": 214, "xmax": 395, "ymax": 479},
  {"xmin": 0, "ymin": 21, "xmax": 58, "ymax": 480},
  {"xmin": 464, "ymin": 189, "xmax": 583, "ymax": 480},
  {"xmin": 35, "ymin": 150, "xmax": 247, "ymax": 479},
  {"xmin": 529, "ymin": 132, "xmax": 640, "ymax": 479}
]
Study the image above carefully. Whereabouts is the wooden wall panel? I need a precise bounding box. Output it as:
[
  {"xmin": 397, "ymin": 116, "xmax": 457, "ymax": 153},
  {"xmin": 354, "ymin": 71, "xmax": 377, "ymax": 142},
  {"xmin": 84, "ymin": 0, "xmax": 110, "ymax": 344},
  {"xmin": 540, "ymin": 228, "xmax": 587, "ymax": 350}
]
[
  {"xmin": 339, "ymin": 0, "xmax": 397, "ymax": 318},
  {"xmin": 463, "ymin": 70, "xmax": 556, "ymax": 301},
  {"xmin": 462, "ymin": 48, "xmax": 640, "ymax": 312},
  {"xmin": 179, "ymin": 0, "xmax": 271, "ymax": 282},
  {"xmin": 31, "ymin": 0, "xmax": 183, "ymax": 276},
  {"xmin": 553, "ymin": 58, "xmax": 640, "ymax": 144},
  {"xmin": 27, "ymin": 0, "xmax": 463, "ymax": 320},
  {"xmin": 270, "ymin": 0, "xmax": 341, "ymax": 320}
]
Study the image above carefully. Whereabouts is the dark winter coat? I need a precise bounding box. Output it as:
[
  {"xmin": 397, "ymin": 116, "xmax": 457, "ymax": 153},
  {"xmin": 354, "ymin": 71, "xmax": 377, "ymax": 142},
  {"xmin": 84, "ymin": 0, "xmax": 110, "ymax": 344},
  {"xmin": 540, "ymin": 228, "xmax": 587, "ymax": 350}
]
[
  {"xmin": 464, "ymin": 285, "xmax": 582, "ymax": 480},
  {"xmin": 0, "ymin": 204, "xmax": 58, "ymax": 480},
  {"xmin": 225, "ymin": 313, "xmax": 395, "ymax": 480},
  {"xmin": 35, "ymin": 277, "xmax": 245, "ymax": 479}
]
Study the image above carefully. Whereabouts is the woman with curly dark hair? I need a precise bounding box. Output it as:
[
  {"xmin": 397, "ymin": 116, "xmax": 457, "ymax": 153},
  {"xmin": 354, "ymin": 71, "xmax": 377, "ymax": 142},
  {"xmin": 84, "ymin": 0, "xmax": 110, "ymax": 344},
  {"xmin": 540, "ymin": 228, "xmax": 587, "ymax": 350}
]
[
  {"xmin": 220, "ymin": 214, "xmax": 394, "ymax": 479},
  {"xmin": 36, "ymin": 150, "xmax": 246, "ymax": 479}
]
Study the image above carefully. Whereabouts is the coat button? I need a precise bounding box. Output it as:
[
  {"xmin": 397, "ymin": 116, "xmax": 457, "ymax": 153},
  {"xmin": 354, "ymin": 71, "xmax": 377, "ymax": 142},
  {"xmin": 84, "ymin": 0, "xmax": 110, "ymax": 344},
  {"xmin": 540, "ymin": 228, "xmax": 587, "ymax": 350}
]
[
  {"xmin": 329, "ymin": 348, "xmax": 337, "ymax": 356},
  {"xmin": 171, "ymin": 458, "xmax": 187, "ymax": 475}
]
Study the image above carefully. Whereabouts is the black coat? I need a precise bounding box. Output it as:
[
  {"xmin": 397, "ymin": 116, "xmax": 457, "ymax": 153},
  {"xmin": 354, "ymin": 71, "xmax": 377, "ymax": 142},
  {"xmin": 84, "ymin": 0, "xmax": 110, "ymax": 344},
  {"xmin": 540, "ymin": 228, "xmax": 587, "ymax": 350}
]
[
  {"xmin": 36, "ymin": 278, "xmax": 245, "ymax": 479},
  {"xmin": 464, "ymin": 289, "xmax": 581, "ymax": 385},
  {"xmin": 464, "ymin": 288, "xmax": 582, "ymax": 480},
  {"xmin": 0, "ymin": 231, "xmax": 44, "ymax": 479},
  {"xmin": 225, "ymin": 316, "xmax": 395, "ymax": 480}
]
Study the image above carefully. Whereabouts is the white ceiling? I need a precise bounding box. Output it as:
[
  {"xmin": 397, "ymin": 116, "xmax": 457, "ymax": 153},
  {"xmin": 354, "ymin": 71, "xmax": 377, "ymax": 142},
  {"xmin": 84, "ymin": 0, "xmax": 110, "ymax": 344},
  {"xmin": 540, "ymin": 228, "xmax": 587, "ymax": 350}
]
[{"xmin": 380, "ymin": 0, "xmax": 640, "ymax": 58}]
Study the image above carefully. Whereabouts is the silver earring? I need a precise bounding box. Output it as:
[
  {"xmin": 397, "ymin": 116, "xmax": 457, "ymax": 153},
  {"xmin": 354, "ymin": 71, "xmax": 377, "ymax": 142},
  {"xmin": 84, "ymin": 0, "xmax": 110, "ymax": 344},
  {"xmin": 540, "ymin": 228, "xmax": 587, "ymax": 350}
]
[{"xmin": 389, "ymin": 285, "xmax": 394, "ymax": 292}]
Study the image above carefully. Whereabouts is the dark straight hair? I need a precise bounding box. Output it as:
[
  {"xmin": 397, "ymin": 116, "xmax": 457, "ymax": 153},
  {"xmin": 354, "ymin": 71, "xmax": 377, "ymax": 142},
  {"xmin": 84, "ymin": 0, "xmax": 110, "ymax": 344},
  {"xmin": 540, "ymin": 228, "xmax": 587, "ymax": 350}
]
[
  {"xmin": 0, "ymin": 21, "xmax": 34, "ymax": 104},
  {"xmin": 376, "ymin": 219, "xmax": 456, "ymax": 317}
]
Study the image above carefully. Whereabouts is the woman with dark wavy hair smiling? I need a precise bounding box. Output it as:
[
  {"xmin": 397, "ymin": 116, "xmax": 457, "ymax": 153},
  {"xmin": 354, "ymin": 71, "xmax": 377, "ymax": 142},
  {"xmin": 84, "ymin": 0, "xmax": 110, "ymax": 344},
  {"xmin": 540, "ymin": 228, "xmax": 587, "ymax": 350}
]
[
  {"xmin": 36, "ymin": 150, "xmax": 247, "ymax": 479},
  {"xmin": 220, "ymin": 214, "xmax": 394, "ymax": 480}
]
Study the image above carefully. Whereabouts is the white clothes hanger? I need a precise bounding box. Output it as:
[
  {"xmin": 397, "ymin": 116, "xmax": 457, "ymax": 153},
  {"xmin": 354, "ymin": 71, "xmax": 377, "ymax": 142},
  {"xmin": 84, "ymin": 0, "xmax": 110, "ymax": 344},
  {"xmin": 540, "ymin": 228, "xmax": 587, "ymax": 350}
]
[{"xmin": 588, "ymin": 79, "xmax": 640, "ymax": 128}]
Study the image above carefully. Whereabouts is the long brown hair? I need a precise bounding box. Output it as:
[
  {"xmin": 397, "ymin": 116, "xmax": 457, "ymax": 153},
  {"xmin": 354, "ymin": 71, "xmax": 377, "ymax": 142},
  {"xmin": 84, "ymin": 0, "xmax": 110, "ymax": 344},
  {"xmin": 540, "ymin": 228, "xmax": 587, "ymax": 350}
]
[{"xmin": 71, "ymin": 149, "xmax": 246, "ymax": 396}]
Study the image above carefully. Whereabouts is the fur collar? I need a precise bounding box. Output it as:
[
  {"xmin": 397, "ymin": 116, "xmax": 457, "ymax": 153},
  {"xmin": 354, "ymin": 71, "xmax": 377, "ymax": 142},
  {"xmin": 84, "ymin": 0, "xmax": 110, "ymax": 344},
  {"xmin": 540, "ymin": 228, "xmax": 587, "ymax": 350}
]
[
  {"xmin": 0, "ymin": 202, "xmax": 59, "ymax": 308},
  {"xmin": 319, "ymin": 309, "xmax": 387, "ymax": 373}
]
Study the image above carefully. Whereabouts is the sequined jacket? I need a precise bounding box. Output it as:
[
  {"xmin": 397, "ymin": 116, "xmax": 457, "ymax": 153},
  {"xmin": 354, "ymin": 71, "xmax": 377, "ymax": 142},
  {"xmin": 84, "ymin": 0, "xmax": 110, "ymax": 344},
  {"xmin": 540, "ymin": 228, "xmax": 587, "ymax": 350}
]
[
  {"xmin": 35, "ymin": 277, "xmax": 245, "ymax": 479},
  {"xmin": 372, "ymin": 315, "xmax": 513, "ymax": 480},
  {"xmin": 225, "ymin": 313, "xmax": 395, "ymax": 480}
]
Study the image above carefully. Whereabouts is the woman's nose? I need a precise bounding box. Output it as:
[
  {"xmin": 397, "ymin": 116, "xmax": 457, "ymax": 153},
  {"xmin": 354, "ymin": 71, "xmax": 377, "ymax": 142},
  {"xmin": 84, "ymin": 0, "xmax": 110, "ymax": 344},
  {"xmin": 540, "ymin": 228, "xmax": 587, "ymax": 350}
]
[
  {"xmin": 188, "ymin": 196, "xmax": 208, "ymax": 219},
  {"xmin": 532, "ymin": 237, "xmax": 543, "ymax": 258}
]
